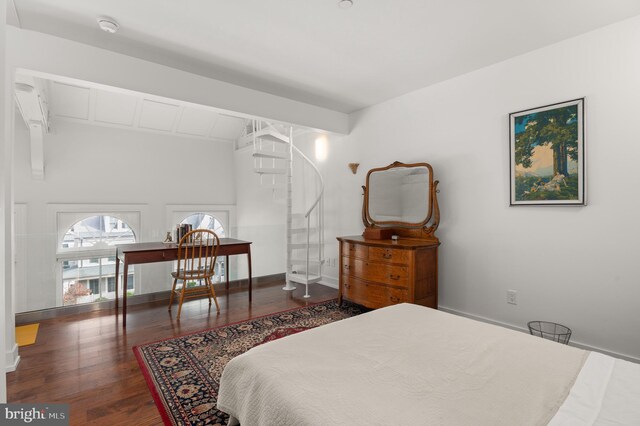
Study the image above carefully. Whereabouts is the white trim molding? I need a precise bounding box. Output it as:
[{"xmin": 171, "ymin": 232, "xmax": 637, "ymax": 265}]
[
  {"xmin": 319, "ymin": 276, "xmax": 338, "ymax": 289},
  {"xmin": 5, "ymin": 343, "xmax": 20, "ymax": 372}
]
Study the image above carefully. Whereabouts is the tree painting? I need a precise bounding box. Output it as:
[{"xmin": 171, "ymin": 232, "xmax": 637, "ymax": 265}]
[{"xmin": 511, "ymin": 100, "xmax": 584, "ymax": 204}]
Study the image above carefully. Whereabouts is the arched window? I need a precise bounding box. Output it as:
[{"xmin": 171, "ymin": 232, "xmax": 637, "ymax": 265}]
[
  {"xmin": 180, "ymin": 213, "xmax": 225, "ymax": 237},
  {"xmin": 59, "ymin": 215, "xmax": 136, "ymax": 306},
  {"xmin": 180, "ymin": 213, "xmax": 226, "ymax": 281}
]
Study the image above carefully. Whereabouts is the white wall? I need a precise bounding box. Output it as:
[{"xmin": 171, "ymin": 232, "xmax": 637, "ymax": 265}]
[
  {"xmin": 233, "ymin": 147, "xmax": 286, "ymax": 279},
  {"xmin": 13, "ymin": 120, "xmax": 236, "ymax": 312},
  {"xmin": 5, "ymin": 3, "xmax": 639, "ymax": 366},
  {"xmin": 1, "ymin": 0, "xmax": 9, "ymax": 401},
  {"xmin": 3, "ymin": 23, "xmax": 350, "ymax": 319},
  {"xmin": 321, "ymin": 16, "xmax": 640, "ymax": 360}
]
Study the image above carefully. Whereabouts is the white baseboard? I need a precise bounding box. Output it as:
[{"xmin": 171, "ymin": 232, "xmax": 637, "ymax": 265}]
[
  {"xmin": 318, "ymin": 276, "xmax": 338, "ymax": 289},
  {"xmin": 5, "ymin": 343, "xmax": 20, "ymax": 372},
  {"xmin": 439, "ymin": 305, "xmax": 640, "ymax": 364}
]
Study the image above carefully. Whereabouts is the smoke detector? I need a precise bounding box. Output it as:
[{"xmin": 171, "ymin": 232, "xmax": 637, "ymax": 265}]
[
  {"xmin": 97, "ymin": 17, "xmax": 119, "ymax": 34},
  {"xmin": 338, "ymin": 0, "xmax": 353, "ymax": 9}
]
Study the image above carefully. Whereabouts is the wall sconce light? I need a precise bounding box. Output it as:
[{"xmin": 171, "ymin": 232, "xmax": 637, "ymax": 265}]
[
  {"xmin": 315, "ymin": 136, "xmax": 328, "ymax": 161},
  {"xmin": 348, "ymin": 163, "xmax": 359, "ymax": 174}
]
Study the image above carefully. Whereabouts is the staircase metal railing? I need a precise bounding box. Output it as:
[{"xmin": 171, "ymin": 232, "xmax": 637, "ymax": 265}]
[
  {"xmin": 248, "ymin": 120, "xmax": 324, "ymax": 297},
  {"xmin": 290, "ymin": 143, "xmax": 324, "ymax": 298}
]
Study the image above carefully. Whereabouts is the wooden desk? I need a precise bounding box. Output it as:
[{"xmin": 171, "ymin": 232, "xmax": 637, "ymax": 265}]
[{"xmin": 114, "ymin": 238, "xmax": 252, "ymax": 327}]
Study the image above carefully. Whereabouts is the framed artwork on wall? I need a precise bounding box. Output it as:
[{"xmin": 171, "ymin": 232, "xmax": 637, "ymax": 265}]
[{"xmin": 509, "ymin": 98, "xmax": 586, "ymax": 206}]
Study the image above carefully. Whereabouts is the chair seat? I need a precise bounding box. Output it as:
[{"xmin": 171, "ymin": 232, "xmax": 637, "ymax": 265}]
[
  {"xmin": 171, "ymin": 269, "xmax": 208, "ymax": 280},
  {"xmin": 173, "ymin": 283, "xmax": 212, "ymax": 297}
]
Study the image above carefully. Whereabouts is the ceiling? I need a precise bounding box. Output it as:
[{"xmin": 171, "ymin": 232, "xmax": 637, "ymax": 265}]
[
  {"xmin": 8, "ymin": 0, "xmax": 640, "ymax": 113},
  {"xmin": 50, "ymin": 81, "xmax": 247, "ymax": 141},
  {"xmin": 20, "ymin": 74, "xmax": 248, "ymax": 142}
]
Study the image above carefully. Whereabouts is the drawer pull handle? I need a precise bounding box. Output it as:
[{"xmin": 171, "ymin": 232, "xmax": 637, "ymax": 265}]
[
  {"xmin": 390, "ymin": 296, "xmax": 401, "ymax": 303},
  {"xmin": 344, "ymin": 283, "xmax": 350, "ymax": 289},
  {"xmin": 389, "ymin": 274, "xmax": 400, "ymax": 280},
  {"xmin": 344, "ymin": 265, "xmax": 350, "ymax": 270},
  {"xmin": 382, "ymin": 253, "xmax": 392, "ymax": 259}
]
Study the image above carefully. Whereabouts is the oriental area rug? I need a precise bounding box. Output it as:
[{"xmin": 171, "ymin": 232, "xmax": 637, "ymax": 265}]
[{"xmin": 133, "ymin": 299, "xmax": 365, "ymax": 426}]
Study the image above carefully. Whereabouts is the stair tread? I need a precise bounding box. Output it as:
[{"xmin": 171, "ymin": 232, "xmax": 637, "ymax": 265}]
[
  {"xmin": 255, "ymin": 167, "xmax": 287, "ymax": 174},
  {"xmin": 239, "ymin": 128, "xmax": 290, "ymax": 145},
  {"xmin": 254, "ymin": 128, "xmax": 290, "ymax": 143},
  {"xmin": 289, "ymin": 228, "xmax": 317, "ymax": 234},
  {"xmin": 253, "ymin": 151, "xmax": 289, "ymax": 159},
  {"xmin": 287, "ymin": 273, "xmax": 322, "ymax": 284},
  {"xmin": 290, "ymin": 258, "xmax": 323, "ymax": 264},
  {"xmin": 289, "ymin": 243, "xmax": 321, "ymax": 248}
]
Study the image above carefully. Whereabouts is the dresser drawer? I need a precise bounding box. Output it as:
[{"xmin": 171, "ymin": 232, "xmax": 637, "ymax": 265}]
[
  {"xmin": 342, "ymin": 242, "xmax": 368, "ymax": 259},
  {"xmin": 368, "ymin": 246, "xmax": 410, "ymax": 264},
  {"xmin": 341, "ymin": 256, "xmax": 365, "ymax": 279},
  {"xmin": 366, "ymin": 261, "xmax": 409, "ymax": 286},
  {"xmin": 342, "ymin": 275, "xmax": 409, "ymax": 309},
  {"xmin": 342, "ymin": 257, "xmax": 409, "ymax": 287},
  {"xmin": 337, "ymin": 235, "xmax": 439, "ymax": 310}
]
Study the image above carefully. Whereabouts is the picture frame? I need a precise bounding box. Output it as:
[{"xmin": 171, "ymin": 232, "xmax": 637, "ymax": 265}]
[{"xmin": 509, "ymin": 98, "xmax": 586, "ymax": 206}]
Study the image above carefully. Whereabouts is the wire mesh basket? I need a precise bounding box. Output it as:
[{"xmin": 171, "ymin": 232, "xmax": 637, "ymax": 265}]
[{"xmin": 527, "ymin": 321, "xmax": 572, "ymax": 345}]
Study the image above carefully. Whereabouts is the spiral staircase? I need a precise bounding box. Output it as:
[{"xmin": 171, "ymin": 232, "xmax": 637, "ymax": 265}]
[{"xmin": 238, "ymin": 120, "xmax": 324, "ymax": 297}]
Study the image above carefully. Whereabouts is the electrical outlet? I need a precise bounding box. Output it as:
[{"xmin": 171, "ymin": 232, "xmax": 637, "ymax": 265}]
[{"xmin": 507, "ymin": 289, "xmax": 517, "ymax": 305}]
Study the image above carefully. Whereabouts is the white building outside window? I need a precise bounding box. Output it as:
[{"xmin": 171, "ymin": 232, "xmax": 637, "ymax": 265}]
[
  {"xmin": 58, "ymin": 215, "xmax": 137, "ymax": 305},
  {"xmin": 180, "ymin": 213, "xmax": 225, "ymax": 237},
  {"xmin": 180, "ymin": 213, "xmax": 226, "ymax": 281}
]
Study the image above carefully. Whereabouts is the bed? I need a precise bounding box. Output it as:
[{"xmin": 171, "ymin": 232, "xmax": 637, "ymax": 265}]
[{"xmin": 217, "ymin": 303, "xmax": 640, "ymax": 425}]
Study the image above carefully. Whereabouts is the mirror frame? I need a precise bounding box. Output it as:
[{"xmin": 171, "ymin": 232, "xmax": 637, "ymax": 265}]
[{"xmin": 362, "ymin": 161, "xmax": 440, "ymax": 239}]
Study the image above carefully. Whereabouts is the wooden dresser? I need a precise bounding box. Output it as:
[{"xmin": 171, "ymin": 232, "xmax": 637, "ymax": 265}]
[{"xmin": 337, "ymin": 235, "xmax": 439, "ymax": 309}]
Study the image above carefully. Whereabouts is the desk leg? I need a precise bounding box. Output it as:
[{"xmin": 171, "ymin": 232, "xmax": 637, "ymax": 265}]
[
  {"xmin": 123, "ymin": 261, "xmax": 129, "ymax": 328},
  {"xmin": 247, "ymin": 246, "xmax": 252, "ymax": 303},
  {"xmin": 225, "ymin": 255, "xmax": 230, "ymax": 295},
  {"xmin": 115, "ymin": 256, "xmax": 120, "ymax": 311}
]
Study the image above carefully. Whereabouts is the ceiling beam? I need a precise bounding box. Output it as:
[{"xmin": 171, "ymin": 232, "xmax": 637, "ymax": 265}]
[
  {"xmin": 6, "ymin": 0, "xmax": 20, "ymax": 28},
  {"xmin": 13, "ymin": 76, "xmax": 48, "ymax": 179},
  {"xmin": 6, "ymin": 27, "xmax": 349, "ymax": 135}
]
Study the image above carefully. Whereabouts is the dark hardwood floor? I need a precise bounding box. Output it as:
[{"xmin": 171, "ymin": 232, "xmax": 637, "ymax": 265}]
[{"xmin": 7, "ymin": 280, "xmax": 338, "ymax": 425}]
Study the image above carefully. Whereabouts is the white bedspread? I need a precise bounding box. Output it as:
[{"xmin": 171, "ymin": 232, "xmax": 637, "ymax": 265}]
[{"xmin": 217, "ymin": 303, "xmax": 588, "ymax": 426}]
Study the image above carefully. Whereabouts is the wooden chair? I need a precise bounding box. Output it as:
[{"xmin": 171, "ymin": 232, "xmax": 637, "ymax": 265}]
[{"xmin": 168, "ymin": 229, "xmax": 220, "ymax": 319}]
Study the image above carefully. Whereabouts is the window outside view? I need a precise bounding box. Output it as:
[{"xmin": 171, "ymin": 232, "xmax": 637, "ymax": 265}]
[
  {"xmin": 180, "ymin": 213, "xmax": 226, "ymax": 282},
  {"xmin": 61, "ymin": 215, "xmax": 136, "ymax": 305},
  {"xmin": 180, "ymin": 213, "xmax": 225, "ymax": 237}
]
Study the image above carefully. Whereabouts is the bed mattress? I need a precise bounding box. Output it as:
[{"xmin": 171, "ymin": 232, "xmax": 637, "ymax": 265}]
[{"xmin": 217, "ymin": 303, "xmax": 639, "ymax": 425}]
